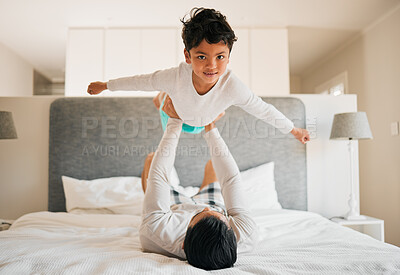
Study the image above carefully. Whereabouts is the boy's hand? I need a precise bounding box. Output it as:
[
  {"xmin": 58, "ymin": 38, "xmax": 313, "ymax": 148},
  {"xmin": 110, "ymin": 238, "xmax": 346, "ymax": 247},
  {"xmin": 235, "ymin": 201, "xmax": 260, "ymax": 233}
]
[
  {"xmin": 205, "ymin": 111, "xmax": 225, "ymax": 133},
  {"xmin": 162, "ymin": 95, "xmax": 180, "ymax": 119},
  {"xmin": 290, "ymin": 127, "xmax": 310, "ymax": 144},
  {"xmin": 88, "ymin": 81, "xmax": 107, "ymax": 95}
]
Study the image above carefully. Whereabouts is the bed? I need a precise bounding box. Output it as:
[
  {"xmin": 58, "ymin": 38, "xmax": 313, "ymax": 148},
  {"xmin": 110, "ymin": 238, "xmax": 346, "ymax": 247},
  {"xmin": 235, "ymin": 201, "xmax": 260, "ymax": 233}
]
[{"xmin": 1, "ymin": 97, "xmax": 399, "ymax": 274}]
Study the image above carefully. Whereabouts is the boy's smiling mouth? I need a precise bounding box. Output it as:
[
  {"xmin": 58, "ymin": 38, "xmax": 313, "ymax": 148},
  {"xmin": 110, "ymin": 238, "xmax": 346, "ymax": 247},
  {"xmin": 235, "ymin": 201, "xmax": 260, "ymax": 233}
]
[{"xmin": 204, "ymin": 72, "xmax": 218, "ymax": 77}]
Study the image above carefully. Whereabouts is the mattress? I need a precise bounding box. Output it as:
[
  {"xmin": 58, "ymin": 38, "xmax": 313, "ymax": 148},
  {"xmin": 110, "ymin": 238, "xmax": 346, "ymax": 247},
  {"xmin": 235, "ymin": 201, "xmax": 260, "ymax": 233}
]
[{"xmin": 1, "ymin": 209, "xmax": 399, "ymax": 274}]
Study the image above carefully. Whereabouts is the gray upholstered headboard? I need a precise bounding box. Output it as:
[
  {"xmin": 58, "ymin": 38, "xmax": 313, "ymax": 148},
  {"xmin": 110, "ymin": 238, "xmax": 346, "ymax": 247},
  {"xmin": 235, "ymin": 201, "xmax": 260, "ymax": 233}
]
[{"xmin": 49, "ymin": 97, "xmax": 307, "ymax": 212}]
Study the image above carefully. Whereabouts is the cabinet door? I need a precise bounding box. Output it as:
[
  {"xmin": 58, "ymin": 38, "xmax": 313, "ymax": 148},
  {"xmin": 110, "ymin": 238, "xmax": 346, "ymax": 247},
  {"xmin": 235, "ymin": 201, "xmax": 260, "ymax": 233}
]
[
  {"xmin": 103, "ymin": 29, "xmax": 144, "ymax": 97},
  {"xmin": 105, "ymin": 29, "xmax": 142, "ymax": 80},
  {"xmin": 65, "ymin": 29, "xmax": 104, "ymax": 96},
  {"xmin": 250, "ymin": 29, "xmax": 290, "ymax": 96},
  {"xmin": 229, "ymin": 28, "xmax": 250, "ymax": 89},
  {"xmin": 141, "ymin": 29, "xmax": 178, "ymax": 74},
  {"xmin": 176, "ymin": 28, "xmax": 185, "ymax": 64}
]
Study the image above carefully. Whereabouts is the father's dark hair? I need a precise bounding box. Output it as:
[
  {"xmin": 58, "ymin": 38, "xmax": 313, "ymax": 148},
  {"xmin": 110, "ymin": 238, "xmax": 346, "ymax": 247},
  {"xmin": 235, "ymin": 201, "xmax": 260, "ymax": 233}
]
[
  {"xmin": 181, "ymin": 7, "xmax": 237, "ymax": 53},
  {"xmin": 183, "ymin": 215, "xmax": 237, "ymax": 270}
]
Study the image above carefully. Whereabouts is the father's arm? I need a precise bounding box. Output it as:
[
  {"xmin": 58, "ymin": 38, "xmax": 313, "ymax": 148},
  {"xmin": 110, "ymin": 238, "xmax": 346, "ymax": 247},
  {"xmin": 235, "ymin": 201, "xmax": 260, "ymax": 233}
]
[
  {"xmin": 142, "ymin": 118, "xmax": 183, "ymax": 215},
  {"xmin": 203, "ymin": 123, "xmax": 258, "ymax": 251},
  {"xmin": 203, "ymin": 123, "xmax": 242, "ymax": 211}
]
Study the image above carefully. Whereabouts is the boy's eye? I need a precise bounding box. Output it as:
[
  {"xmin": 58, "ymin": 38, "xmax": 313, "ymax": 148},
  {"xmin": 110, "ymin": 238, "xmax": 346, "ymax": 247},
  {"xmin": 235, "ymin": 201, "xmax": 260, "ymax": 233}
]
[
  {"xmin": 197, "ymin": 56, "xmax": 205, "ymax": 60},
  {"xmin": 217, "ymin": 55, "xmax": 225, "ymax": 60}
]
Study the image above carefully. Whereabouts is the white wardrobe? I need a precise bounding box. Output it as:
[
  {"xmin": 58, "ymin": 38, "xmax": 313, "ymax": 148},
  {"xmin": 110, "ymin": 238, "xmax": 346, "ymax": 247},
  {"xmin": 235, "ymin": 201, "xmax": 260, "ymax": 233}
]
[{"xmin": 65, "ymin": 27, "xmax": 290, "ymax": 97}]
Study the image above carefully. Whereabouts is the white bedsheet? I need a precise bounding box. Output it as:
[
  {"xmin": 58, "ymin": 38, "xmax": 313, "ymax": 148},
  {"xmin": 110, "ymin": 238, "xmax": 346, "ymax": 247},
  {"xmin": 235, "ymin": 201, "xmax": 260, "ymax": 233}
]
[{"xmin": 1, "ymin": 209, "xmax": 399, "ymax": 274}]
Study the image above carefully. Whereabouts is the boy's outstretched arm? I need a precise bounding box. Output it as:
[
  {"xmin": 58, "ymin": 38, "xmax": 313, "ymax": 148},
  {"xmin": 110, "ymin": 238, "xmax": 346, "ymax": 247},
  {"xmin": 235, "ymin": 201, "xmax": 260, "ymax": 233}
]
[
  {"xmin": 87, "ymin": 65, "xmax": 177, "ymax": 96},
  {"xmin": 233, "ymin": 85, "xmax": 310, "ymax": 144}
]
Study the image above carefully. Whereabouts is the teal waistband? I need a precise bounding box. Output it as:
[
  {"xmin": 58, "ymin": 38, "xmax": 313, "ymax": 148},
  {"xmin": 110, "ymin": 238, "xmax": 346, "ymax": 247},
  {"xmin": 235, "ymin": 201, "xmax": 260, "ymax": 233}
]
[{"xmin": 159, "ymin": 95, "xmax": 204, "ymax": 134}]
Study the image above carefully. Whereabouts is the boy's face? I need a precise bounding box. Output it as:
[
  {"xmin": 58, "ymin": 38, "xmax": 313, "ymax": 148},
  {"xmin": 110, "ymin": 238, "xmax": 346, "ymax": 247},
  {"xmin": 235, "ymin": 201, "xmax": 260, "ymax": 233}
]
[{"xmin": 184, "ymin": 39, "xmax": 230, "ymax": 90}]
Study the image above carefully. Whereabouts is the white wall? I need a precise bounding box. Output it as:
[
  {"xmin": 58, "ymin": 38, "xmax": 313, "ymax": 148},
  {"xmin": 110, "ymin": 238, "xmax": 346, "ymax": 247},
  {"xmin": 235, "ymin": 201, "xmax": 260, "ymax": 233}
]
[
  {"xmin": 0, "ymin": 42, "xmax": 33, "ymax": 96},
  {"xmin": 251, "ymin": 29, "xmax": 290, "ymax": 96},
  {"xmin": 0, "ymin": 95, "xmax": 357, "ymax": 220},
  {"xmin": 292, "ymin": 94, "xmax": 358, "ymax": 218},
  {"xmin": 299, "ymin": 5, "xmax": 400, "ymax": 247},
  {"xmin": 65, "ymin": 27, "xmax": 290, "ymax": 97},
  {"xmin": 0, "ymin": 96, "xmax": 62, "ymax": 219}
]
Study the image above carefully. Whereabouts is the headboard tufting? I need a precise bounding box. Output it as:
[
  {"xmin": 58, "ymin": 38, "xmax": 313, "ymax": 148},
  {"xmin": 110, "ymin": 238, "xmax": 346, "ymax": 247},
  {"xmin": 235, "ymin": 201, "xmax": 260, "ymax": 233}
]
[{"xmin": 49, "ymin": 97, "xmax": 307, "ymax": 212}]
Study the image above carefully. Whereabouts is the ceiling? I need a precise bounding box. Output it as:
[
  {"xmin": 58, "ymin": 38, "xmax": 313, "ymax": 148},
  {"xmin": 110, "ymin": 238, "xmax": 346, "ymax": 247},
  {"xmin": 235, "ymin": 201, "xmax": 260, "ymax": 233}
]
[{"xmin": 0, "ymin": 0, "xmax": 399, "ymax": 82}]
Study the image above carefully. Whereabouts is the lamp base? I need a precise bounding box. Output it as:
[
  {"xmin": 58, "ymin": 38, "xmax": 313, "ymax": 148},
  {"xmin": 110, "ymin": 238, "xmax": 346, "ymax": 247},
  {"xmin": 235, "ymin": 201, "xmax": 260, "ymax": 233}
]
[{"xmin": 344, "ymin": 214, "xmax": 366, "ymax": 221}]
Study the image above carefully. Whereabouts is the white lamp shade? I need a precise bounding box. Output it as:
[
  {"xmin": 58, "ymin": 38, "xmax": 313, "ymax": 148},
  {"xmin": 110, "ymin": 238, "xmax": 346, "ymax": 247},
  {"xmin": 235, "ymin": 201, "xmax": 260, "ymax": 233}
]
[{"xmin": 330, "ymin": 112, "xmax": 373, "ymax": 140}]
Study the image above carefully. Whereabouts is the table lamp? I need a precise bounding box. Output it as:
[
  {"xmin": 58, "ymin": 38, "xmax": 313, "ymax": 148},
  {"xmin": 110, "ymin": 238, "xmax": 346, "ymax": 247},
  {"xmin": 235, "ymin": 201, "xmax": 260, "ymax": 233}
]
[
  {"xmin": 330, "ymin": 112, "xmax": 373, "ymax": 220},
  {"xmin": 0, "ymin": 111, "xmax": 18, "ymax": 139}
]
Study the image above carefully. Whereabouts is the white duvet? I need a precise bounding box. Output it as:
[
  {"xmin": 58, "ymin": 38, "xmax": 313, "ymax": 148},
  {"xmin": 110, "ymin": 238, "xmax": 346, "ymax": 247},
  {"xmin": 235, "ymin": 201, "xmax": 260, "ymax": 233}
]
[{"xmin": 1, "ymin": 209, "xmax": 399, "ymax": 274}]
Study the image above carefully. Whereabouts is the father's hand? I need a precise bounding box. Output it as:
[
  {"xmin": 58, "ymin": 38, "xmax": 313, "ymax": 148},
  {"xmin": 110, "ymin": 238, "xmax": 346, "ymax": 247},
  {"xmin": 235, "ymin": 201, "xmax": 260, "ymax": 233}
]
[
  {"xmin": 162, "ymin": 95, "xmax": 180, "ymax": 119},
  {"xmin": 205, "ymin": 111, "xmax": 225, "ymax": 133}
]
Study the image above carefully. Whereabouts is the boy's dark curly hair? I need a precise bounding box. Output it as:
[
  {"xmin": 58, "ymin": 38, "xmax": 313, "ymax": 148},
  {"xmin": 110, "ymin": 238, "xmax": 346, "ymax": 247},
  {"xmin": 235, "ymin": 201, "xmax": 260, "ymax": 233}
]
[{"xmin": 181, "ymin": 7, "xmax": 237, "ymax": 54}]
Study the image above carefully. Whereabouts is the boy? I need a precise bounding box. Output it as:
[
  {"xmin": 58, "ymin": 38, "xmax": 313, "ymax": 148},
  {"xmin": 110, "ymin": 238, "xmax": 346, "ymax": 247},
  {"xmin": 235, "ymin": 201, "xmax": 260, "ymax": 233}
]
[{"xmin": 88, "ymin": 7, "xmax": 310, "ymax": 143}]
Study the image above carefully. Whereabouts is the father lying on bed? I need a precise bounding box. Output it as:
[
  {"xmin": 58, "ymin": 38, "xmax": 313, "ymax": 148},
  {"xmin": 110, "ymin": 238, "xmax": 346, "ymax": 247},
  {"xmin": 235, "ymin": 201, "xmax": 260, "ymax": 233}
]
[{"xmin": 139, "ymin": 97, "xmax": 258, "ymax": 270}]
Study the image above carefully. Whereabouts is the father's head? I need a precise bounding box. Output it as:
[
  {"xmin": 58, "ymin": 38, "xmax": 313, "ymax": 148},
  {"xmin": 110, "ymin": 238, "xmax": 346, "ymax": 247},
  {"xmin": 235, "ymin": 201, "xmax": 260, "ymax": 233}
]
[{"xmin": 183, "ymin": 207, "xmax": 237, "ymax": 270}]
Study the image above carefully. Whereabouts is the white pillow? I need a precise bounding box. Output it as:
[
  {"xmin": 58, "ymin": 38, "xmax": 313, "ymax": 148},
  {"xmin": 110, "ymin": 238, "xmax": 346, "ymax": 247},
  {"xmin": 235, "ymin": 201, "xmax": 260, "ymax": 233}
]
[
  {"xmin": 169, "ymin": 166, "xmax": 180, "ymax": 187},
  {"xmin": 240, "ymin": 161, "xmax": 282, "ymax": 212},
  {"xmin": 62, "ymin": 175, "xmax": 144, "ymax": 215},
  {"xmin": 62, "ymin": 167, "xmax": 181, "ymax": 216}
]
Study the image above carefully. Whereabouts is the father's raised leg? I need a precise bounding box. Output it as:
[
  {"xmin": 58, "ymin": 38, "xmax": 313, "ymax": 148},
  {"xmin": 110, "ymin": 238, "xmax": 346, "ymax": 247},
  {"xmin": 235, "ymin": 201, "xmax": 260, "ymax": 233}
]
[
  {"xmin": 199, "ymin": 159, "xmax": 218, "ymax": 191},
  {"xmin": 141, "ymin": 152, "xmax": 155, "ymax": 193}
]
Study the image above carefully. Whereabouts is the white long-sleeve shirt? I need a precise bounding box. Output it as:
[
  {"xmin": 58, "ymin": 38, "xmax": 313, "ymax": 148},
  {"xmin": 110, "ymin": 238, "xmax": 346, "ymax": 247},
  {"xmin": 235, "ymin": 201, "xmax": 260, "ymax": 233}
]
[
  {"xmin": 139, "ymin": 118, "xmax": 258, "ymax": 259},
  {"xmin": 108, "ymin": 62, "xmax": 294, "ymax": 134}
]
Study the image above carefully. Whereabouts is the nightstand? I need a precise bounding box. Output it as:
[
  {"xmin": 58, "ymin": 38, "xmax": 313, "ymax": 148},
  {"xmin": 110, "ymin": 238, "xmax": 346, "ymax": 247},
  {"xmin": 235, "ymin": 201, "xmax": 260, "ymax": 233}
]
[
  {"xmin": 331, "ymin": 216, "xmax": 384, "ymax": 242},
  {"xmin": 0, "ymin": 220, "xmax": 14, "ymax": 231}
]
